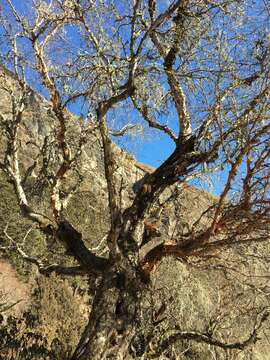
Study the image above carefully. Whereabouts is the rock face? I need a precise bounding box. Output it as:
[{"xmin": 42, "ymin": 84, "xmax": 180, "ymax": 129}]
[
  {"xmin": 0, "ymin": 260, "xmax": 30, "ymax": 316},
  {"xmin": 0, "ymin": 66, "xmax": 269, "ymax": 359}
]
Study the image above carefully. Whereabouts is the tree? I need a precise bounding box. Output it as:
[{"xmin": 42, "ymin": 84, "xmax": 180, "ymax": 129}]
[{"xmin": 0, "ymin": 0, "xmax": 269, "ymax": 359}]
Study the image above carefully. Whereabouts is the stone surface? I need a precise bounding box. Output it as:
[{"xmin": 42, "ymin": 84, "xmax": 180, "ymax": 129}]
[{"xmin": 0, "ymin": 65, "xmax": 269, "ymax": 359}]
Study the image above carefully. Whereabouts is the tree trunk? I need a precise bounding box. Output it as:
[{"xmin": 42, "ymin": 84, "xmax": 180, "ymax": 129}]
[{"xmin": 71, "ymin": 261, "xmax": 145, "ymax": 360}]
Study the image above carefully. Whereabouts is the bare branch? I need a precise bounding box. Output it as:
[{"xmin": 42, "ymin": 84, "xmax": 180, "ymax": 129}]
[
  {"xmin": 155, "ymin": 309, "xmax": 269, "ymax": 356},
  {"xmin": 109, "ymin": 124, "xmax": 142, "ymax": 137},
  {"xmin": 132, "ymin": 96, "xmax": 177, "ymax": 142},
  {"xmin": 149, "ymin": 0, "xmax": 192, "ymax": 139}
]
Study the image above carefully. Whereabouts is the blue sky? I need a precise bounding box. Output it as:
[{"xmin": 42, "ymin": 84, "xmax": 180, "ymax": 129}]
[
  {"xmin": 6, "ymin": 0, "xmax": 178, "ymax": 168},
  {"xmin": 4, "ymin": 0, "xmax": 269, "ymax": 197}
]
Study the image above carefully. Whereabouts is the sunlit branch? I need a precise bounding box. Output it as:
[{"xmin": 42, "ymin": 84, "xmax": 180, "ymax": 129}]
[
  {"xmin": 132, "ymin": 96, "xmax": 177, "ymax": 142},
  {"xmin": 109, "ymin": 124, "xmax": 142, "ymax": 137}
]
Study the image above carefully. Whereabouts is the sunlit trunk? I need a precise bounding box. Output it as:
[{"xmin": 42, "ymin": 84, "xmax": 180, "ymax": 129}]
[{"xmin": 71, "ymin": 260, "xmax": 145, "ymax": 360}]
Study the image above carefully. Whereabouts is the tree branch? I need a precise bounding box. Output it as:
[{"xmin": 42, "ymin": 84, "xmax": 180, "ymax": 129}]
[
  {"xmin": 132, "ymin": 96, "xmax": 177, "ymax": 143},
  {"xmin": 155, "ymin": 310, "xmax": 269, "ymax": 356},
  {"xmin": 149, "ymin": 1, "xmax": 192, "ymax": 139}
]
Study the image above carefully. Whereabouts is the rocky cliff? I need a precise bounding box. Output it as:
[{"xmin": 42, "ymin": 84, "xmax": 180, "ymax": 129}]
[{"xmin": 0, "ymin": 66, "xmax": 269, "ymax": 360}]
